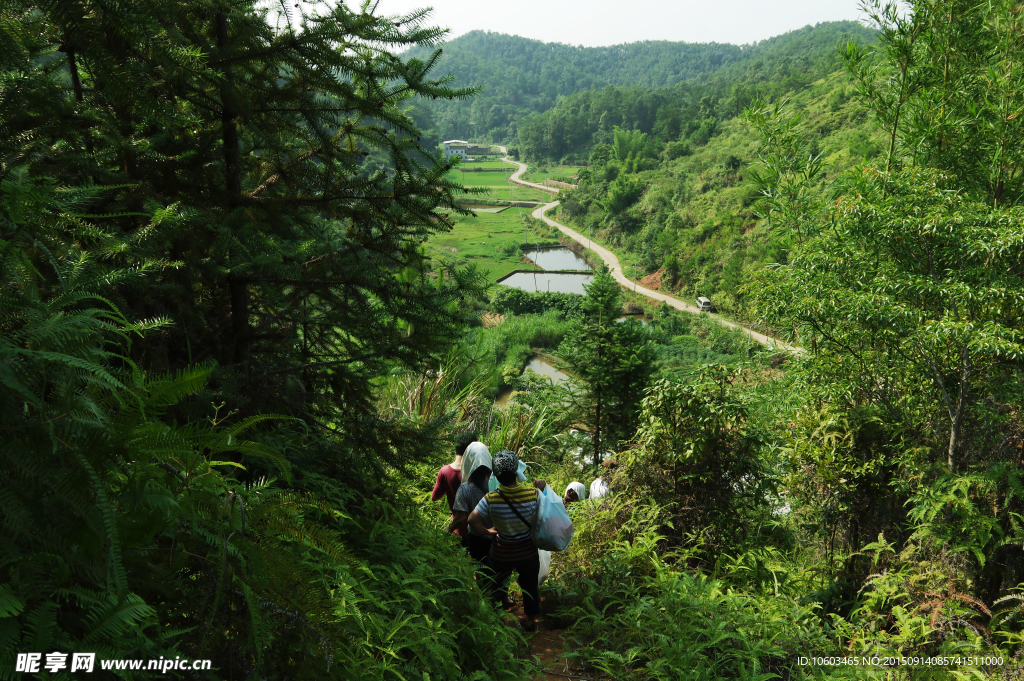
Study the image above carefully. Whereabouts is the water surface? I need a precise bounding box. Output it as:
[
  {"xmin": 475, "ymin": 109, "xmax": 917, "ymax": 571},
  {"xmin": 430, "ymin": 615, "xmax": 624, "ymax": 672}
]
[
  {"xmin": 492, "ymin": 356, "xmax": 570, "ymax": 407},
  {"xmin": 523, "ymin": 247, "xmax": 591, "ymax": 271},
  {"xmin": 525, "ymin": 357, "xmax": 570, "ymax": 383},
  {"xmin": 498, "ymin": 271, "xmax": 593, "ymax": 295}
]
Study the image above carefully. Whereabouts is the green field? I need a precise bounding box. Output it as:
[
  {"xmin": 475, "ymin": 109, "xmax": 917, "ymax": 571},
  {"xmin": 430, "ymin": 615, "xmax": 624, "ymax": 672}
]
[
  {"xmin": 523, "ymin": 164, "xmax": 583, "ymax": 183},
  {"xmin": 449, "ymin": 172, "xmax": 552, "ymax": 202},
  {"xmin": 451, "ymin": 160, "xmax": 510, "ymax": 169},
  {"xmin": 472, "ymin": 184, "xmax": 551, "ymax": 202},
  {"xmin": 428, "ymin": 208, "xmax": 558, "ymax": 282},
  {"xmin": 447, "ymin": 160, "xmax": 563, "ymax": 201},
  {"xmin": 447, "ymin": 169, "xmax": 514, "ymax": 186}
]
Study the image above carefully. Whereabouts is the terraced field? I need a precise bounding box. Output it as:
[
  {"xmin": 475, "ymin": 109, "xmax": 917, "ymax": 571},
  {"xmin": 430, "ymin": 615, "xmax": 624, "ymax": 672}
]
[{"xmin": 427, "ymin": 207, "xmax": 551, "ymax": 282}]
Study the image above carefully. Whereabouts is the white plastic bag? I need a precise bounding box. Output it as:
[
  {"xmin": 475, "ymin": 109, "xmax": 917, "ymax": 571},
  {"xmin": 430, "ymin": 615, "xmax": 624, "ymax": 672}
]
[
  {"xmin": 532, "ymin": 487, "xmax": 575, "ymax": 552},
  {"xmin": 537, "ymin": 549, "xmax": 552, "ymax": 587}
]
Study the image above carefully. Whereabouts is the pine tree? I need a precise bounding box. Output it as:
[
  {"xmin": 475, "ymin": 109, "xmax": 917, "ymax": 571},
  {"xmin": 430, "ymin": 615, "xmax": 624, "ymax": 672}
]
[
  {"xmin": 2, "ymin": 0, "xmax": 486, "ymax": 466},
  {"xmin": 559, "ymin": 266, "xmax": 655, "ymax": 465},
  {"xmin": 0, "ymin": 0, "xmax": 515, "ymax": 676}
]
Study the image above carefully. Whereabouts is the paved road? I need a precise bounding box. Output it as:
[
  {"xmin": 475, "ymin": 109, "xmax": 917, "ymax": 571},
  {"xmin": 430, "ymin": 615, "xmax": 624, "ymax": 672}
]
[
  {"xmin": 495, "ymin": 145, "xmax": 560, "ymax": 195},
  {"xmin": 495, "ymin": 146, "xmax": 796, "ymax": 352}
]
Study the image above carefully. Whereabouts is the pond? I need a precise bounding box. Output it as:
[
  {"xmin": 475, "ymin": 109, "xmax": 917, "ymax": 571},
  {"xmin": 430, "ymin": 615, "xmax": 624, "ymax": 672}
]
[
  {"xmin": 498, "ymin": 271, "xmax": 594, "ymax": 295},
  {"xmin": 523, "ymin": 247, "xmax": 591, "ymax": 271},
  {"xmin": 616, "ymin": 314, "xmax": 650, "ymax": 325},
  {"xmin": 525, "ymin": 356, "xmax": 570, "ymax": 383},
  {"xmin": 493, "ymin": 356, "xmax": 571, "ymax": 407}
]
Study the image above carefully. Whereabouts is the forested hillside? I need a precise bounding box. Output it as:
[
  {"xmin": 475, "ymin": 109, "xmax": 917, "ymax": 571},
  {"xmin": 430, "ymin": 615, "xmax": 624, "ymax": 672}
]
[
  {"xmin": 406, "ymin": 22, "xmax": 874, "ymax": 142},
  {"xmin": 4, "ymin": 0, "xmax": 1024, "ymax": 679},
  {"xmin": 546, "ymin": 67, "xmax": 879, "ymax": 317}
]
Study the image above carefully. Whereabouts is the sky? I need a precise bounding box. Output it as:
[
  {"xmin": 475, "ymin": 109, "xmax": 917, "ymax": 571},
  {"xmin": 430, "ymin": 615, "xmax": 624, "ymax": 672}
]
[{"xmin": 368, "ymin": 0, "xmax": 865, "ymax": 47}]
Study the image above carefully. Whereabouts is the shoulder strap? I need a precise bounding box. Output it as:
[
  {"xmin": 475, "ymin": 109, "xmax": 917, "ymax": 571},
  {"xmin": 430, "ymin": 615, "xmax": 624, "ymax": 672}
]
[{"xmin": 495, "ymin": 489, "xmax": 537, "ymax": 527}]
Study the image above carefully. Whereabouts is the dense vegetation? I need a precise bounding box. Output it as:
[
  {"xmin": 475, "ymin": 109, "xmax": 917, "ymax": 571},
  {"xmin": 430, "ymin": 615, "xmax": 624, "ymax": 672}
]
[
  {"xmin": 550, "ymin": 68, "xmax": 879, "ymax": 317},
  {"xmin": 406, "ymin": 22, "xmax": 875, "ymax": 143},
  {"xmin": 524, "ymin": 1, "xmax": 1024, "ymax": 677},
  {"xmin": 5, "ymin": 0, "xmax": 1024, "ymax": 679},
  {"xmin": 0, "ymin": 1, "xmax": 526, "ymax": 678}
]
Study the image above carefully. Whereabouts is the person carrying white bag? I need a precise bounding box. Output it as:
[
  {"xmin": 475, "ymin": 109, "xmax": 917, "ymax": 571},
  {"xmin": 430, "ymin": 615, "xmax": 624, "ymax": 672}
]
[
  {"xmin": 536, "ymin": 487, "xmax": 576, "ymax": 589},
  {"xmin": 533, "ymin": 485, "xmax": 575, "ymax": 552},
  {"xmin": 468, "ymin": 450, "xmax": 546, "ymax": 631}
]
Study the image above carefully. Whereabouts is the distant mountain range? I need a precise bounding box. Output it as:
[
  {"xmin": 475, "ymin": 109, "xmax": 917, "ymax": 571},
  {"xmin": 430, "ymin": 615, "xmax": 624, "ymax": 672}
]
[{"xmin": 404, "ymin": 21, "xmax": 876, "ymax": 142}]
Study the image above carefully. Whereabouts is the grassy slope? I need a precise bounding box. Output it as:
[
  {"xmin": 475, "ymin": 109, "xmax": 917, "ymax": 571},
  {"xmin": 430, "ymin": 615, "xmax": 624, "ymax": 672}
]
[
  {"xmin": 523, "ymin": 164, "xmax": 584, "ymax": 183},
  {"xmin": 557, "ymin": 68, "xmax": 880, "ymax": 315}
]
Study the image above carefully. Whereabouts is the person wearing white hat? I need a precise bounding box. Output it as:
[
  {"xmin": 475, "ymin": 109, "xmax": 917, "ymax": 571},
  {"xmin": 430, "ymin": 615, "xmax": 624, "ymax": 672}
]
[
  {"xmin": 563, "ymin": 481, "xmax": 586, "ymax": 505},
  {"xmin": 449, "ymin": 442, "xmax": 494, "ymax": 564}
]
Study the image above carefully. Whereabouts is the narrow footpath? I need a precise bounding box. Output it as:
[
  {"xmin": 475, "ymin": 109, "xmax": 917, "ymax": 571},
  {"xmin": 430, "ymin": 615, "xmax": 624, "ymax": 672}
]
[{"xmin": 495, "ymin": 147, "xmax": 796, "ymax": 352}]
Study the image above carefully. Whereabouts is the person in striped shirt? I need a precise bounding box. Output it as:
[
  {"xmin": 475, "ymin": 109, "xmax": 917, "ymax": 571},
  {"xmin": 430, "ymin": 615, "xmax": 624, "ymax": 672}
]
[{"xmin": 468, "ymin": 450, "xmax": 547, "ymax": 630}]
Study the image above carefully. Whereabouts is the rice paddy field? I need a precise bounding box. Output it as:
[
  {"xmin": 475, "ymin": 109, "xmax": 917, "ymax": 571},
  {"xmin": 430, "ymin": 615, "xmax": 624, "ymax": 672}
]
[
  {"xmin": 449, "ymin": 172, "xmax": 552, "ymax": 202},
  {"xmin": 447, "ymin": 170, "xmax": 514, "ymax": 186},
  {"xmin": 450, "ymin": 160, "xmax": 509, "ymax": 169},
  {"xmin": 522, "ymin": 164, "xmax": 584, "ymax": 184},
  {"xmin": 428, "ymin": 207, "xmax": 553, "ymax": 282}
]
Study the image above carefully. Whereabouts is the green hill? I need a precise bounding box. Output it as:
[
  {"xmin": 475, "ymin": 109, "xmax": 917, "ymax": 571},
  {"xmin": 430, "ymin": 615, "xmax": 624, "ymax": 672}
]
[
  {"xmin": 522, "ymin": 62, "xmax": 880, "ymax": 319},
  {"xmin": 405, "ymin": 22, "xmax": 875, "ymax": 142}
]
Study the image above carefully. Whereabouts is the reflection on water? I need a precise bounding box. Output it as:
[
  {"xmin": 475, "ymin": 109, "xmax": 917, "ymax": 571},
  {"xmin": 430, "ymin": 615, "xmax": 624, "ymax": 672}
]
[
  {"xmin": 526, "ymin": 357, "xmax": 569, "ymax": 383},
  {"xmin": 494, "ymin": 386, "xmax": 514, "ymax": 406},
  {"xmin": 616, "ymin": 314, "xmax": 650, "ymax": 325},
  {"xmin": 499, "ymin": 271, "xmax": 593, "ymax": 295},
  {"xmin": 493, "ymin": 356, "xmax": 570, "ymax": 407},
  {"xmin": 523, "ymin": 247, "xmax": 591, "ymax": 271}
]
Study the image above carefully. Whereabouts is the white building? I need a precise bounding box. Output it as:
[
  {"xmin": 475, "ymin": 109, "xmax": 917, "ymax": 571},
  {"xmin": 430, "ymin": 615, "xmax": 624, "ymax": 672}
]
[{"xmin": 442, "ymin": 140, "xmax": 470, "ymax": 158}]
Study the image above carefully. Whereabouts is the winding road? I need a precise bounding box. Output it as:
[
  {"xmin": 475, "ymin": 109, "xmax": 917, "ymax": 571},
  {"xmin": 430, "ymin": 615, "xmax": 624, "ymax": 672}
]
[{"xmin": 494, "ymin": 146, "xmax": 795, "ymax": 351}]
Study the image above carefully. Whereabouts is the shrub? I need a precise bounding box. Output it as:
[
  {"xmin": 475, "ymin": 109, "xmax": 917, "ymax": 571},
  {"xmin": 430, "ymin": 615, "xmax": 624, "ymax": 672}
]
[
  {"xmin": 621, "ymin": 367, "xmax": 770, "ymax": 553},
  {"xmin": 491, "ymin": 287, "xmax": 585, "ymax": 318}
]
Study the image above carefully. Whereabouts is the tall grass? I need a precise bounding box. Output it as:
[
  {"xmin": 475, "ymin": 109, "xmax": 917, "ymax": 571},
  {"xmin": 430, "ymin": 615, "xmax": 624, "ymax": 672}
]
[
  {"xmin": 331, "ymin": 495, "xmax": 536, "ymax": 680},
  {"xmin": 376, "ymin": 353, "xmax": 490, "ymax": 430},
  {"xmin": 478, "ymin": 401, "xmax": 566, "ymax": 459},
  {"xmin": 469, "ymin": 309, "xmax": 573, "ymax": 380}
]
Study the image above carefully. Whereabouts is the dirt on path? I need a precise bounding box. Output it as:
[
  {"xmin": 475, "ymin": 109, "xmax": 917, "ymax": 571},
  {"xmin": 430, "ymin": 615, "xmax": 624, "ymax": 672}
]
[
  {"xmin": 505, "ymin": 602, "xmax": 593, "ymax": 681},
  {"xmin": 531, "ymin": 625, "xmax": 568, "ymax": 681}
]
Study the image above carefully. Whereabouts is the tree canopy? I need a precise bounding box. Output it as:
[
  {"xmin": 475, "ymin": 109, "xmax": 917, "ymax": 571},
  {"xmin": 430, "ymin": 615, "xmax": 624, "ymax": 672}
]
[{"xmin": 0, "ymin": 0, "xmax": 517, "ymax": 676}]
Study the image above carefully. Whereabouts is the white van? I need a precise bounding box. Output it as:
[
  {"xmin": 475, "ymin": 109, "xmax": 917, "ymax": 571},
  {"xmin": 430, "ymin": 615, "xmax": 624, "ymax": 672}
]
[{"xmin": 696, "ymin": 296, "xmax": 714, "ymax": 312}]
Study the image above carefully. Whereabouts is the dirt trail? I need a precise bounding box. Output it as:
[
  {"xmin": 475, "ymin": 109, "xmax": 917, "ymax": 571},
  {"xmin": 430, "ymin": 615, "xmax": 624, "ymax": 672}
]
[
  {"xmin": 532, "ymin": 626, "xmax": 568, "ymax": 680},
  {"xmin": 493, "ymin": 147, "xmax": 798, "ymax": 352},
  {"xmin": 495, "ymin": 145, "xmax": 561, "ymax": 196},
  {"xmin": 511, "ymin": 612, "xmax": 577, "ymax": 680}
]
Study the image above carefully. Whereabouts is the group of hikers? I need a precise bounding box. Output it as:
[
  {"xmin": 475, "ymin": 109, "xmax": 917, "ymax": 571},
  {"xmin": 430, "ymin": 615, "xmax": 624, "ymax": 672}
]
[{"xmin": 431, "ymin": 434, "xmax": 611, "ymax": 631}]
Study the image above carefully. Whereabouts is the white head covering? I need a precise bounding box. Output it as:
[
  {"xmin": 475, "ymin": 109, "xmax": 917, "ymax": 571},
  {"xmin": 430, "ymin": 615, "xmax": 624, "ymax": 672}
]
[
  {"xmin": 564, "ymin": 481, "xmax": 586, "ymax": 501},
  {"xmin": 460, "ymin": 442, "xmax": 492, "ymax": 486},
  {"xmin": 487, "ymin": 457, "xmax": 529, "ymax": 491},
  {"xmin": 590, "ymin": 477, "xmax": 609, "ymax": 500}
]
